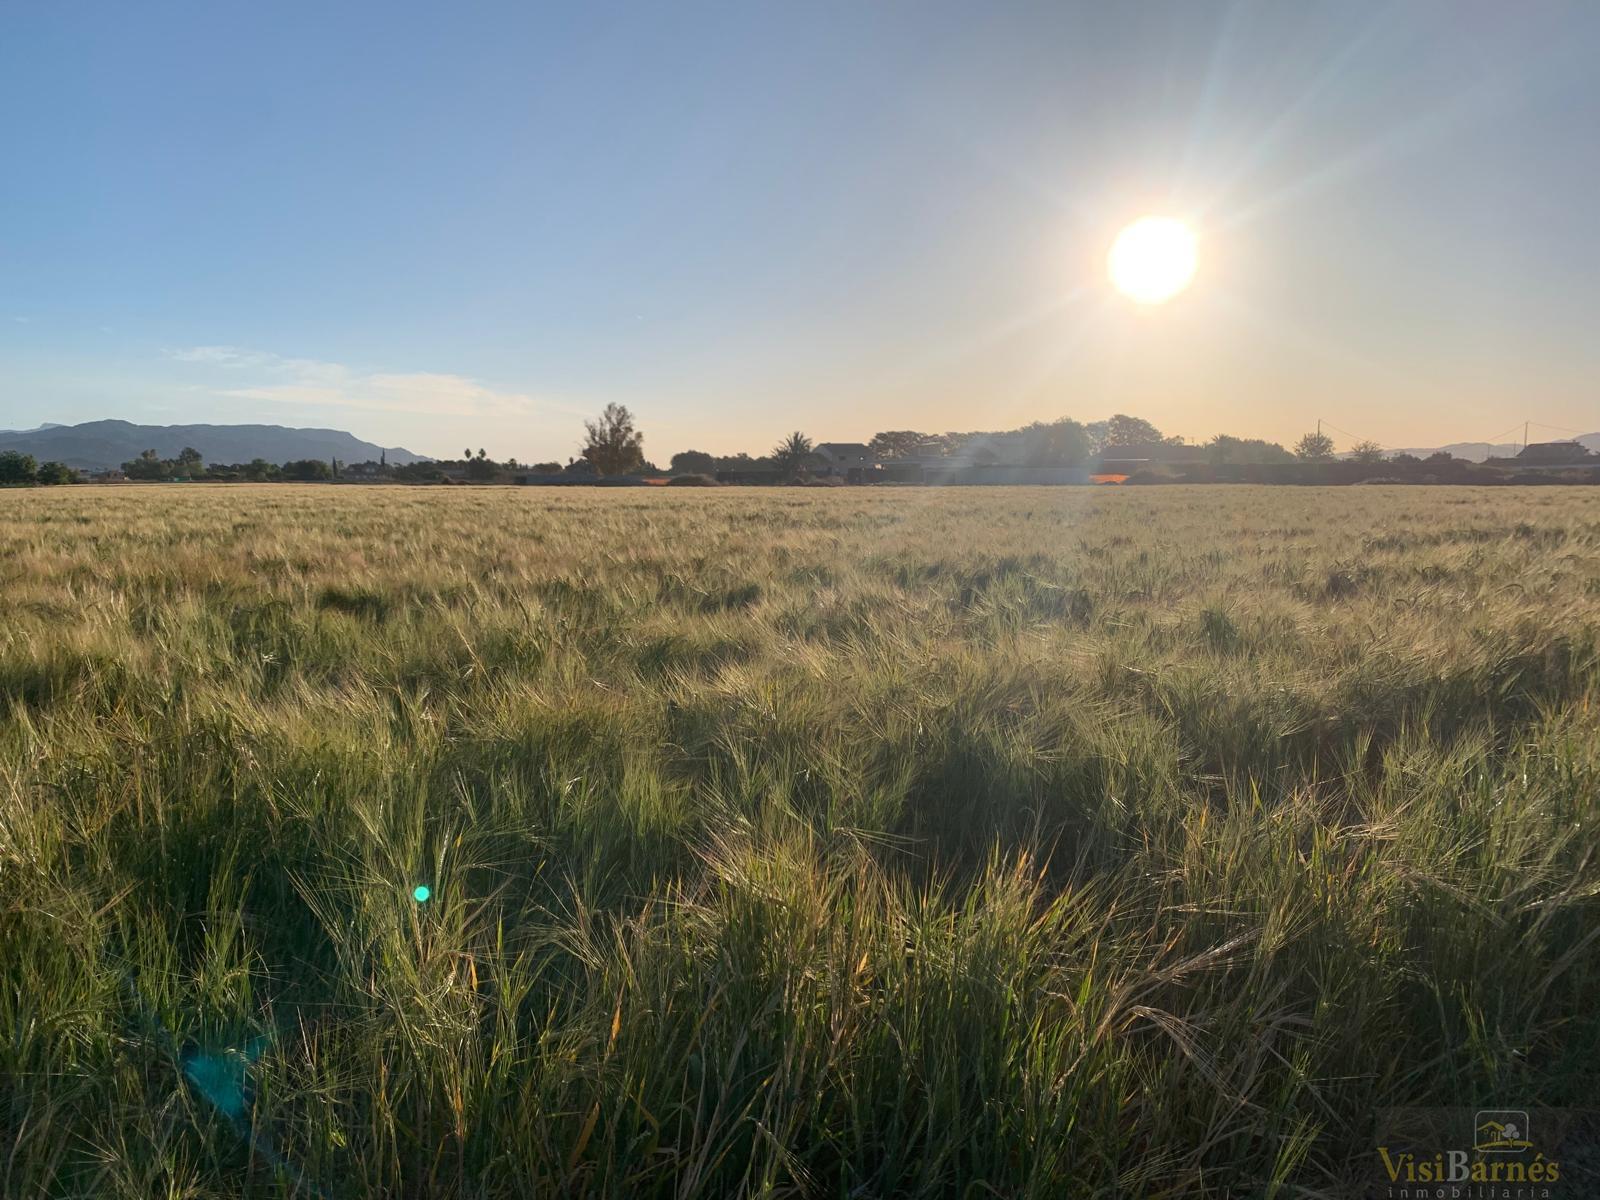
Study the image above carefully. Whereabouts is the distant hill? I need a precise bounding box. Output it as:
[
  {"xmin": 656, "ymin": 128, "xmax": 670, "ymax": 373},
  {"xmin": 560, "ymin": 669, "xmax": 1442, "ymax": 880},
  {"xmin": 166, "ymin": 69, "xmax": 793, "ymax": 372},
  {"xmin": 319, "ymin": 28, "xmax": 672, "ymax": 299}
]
[{"xmin": 0, "ymin": 420, "xmax": 428, "ymax": 471}]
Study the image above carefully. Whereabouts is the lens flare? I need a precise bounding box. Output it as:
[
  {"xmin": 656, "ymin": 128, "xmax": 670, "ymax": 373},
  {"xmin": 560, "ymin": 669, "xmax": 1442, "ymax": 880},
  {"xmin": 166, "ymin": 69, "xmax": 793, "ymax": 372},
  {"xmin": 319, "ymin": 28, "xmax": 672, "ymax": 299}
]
[{"xmin": 412, "ymin": 885, "xmax": 432, "ymax": 903}]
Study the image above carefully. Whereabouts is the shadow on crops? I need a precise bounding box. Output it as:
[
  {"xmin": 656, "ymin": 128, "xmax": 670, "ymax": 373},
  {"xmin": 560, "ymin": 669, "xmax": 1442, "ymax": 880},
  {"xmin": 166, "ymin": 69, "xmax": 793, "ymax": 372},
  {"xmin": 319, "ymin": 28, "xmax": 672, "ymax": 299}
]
[
  {"xmin": 0, "ymin": 647, "xmax": 134, "ymax": 715},
  {"xmin": 1131, "ymin": 629, "xmax": 1599, "ymax": 795},
  {"xmin": 316, "ymin": 585, "xmax": 394, "ymax": 622}
]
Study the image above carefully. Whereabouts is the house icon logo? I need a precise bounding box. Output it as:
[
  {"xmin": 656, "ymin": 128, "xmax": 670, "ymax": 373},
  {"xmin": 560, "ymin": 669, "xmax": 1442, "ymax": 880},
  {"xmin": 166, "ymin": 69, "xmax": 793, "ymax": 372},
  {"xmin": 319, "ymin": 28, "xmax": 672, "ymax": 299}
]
[{"xmin": 1475, "ymin": 1110, "xmax": 1532, "ymax": 1153}]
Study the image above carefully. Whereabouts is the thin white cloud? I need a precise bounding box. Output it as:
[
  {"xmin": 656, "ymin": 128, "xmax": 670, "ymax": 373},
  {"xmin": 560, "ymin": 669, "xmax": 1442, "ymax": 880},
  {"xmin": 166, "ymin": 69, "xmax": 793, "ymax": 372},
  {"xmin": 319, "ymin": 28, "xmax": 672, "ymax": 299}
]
[
  {"xmin": 223, "ymin": 372, "xmax": 544, "ymax": 418},
  {"xmin": 164, "ymin": 345, "xmax": 334, "ymax": 376},
  {"xmin": 166, "ymin": 345, "xmax": 261, "ymax": 365},
  {"xmin": 165, "ymin": 345, "xmax": 586, "ymax": 419}
]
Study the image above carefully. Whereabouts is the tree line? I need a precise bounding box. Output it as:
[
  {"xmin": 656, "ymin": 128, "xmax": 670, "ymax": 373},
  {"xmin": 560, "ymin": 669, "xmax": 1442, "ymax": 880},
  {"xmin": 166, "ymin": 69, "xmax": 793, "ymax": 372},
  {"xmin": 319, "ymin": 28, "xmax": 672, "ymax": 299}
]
[
  {"xmin": 120, "ymin": 448, "xmax": 341, "ymax": 481},
  {"xmin": 0, "ymin": 452, "xmax": 78, "ymax": 486},
  {"xmin": 0, "ymin": 405, "xmax": 1469, "ymax": 489},
  {"xmin": 664, "ymin": 414, "xmax": 1447, "ymax": 476},
  {"xmin": 580, "ymin": 409, "xmax": 1466, "ymax": 476}
]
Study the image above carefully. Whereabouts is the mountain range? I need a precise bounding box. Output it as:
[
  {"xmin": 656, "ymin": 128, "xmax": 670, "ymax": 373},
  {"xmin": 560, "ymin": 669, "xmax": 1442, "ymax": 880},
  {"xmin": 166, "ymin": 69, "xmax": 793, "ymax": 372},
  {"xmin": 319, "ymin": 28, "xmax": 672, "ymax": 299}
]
[{"xmin": 0, "ymin": 420, "xmax": 427, "ymax": 471}]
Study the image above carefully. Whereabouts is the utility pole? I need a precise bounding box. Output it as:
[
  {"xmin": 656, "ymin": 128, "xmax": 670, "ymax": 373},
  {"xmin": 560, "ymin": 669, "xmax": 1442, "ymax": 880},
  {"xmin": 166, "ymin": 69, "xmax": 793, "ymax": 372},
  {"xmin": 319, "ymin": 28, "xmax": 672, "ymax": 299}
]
[{"xmin": 1524, "ymin": 421, "xmax": 1529, "ymax": 451}]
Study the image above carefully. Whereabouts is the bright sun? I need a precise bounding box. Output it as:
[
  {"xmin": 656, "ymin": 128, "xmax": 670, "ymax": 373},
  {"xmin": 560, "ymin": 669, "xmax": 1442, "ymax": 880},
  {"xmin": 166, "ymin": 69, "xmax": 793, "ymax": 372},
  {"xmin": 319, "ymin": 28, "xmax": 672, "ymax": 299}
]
[{"xmin": 1108, "ymin": 217, "xmax": 1197, "ymax": 304}]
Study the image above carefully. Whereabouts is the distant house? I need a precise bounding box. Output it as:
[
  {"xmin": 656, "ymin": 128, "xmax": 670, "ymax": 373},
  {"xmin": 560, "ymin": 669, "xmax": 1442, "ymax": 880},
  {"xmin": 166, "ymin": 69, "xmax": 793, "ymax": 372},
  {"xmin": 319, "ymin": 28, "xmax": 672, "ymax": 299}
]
[
  {"xmin": 813, "ymin": 443, "xmax": 878, "ymax": 481},
  {"xmin": 1518, "ymin": 441, "xmax": 1592, "ymax": 464},
  {"xmin": 1485, "ymin": 441, "xmax": 1596, "ymax": 469}
]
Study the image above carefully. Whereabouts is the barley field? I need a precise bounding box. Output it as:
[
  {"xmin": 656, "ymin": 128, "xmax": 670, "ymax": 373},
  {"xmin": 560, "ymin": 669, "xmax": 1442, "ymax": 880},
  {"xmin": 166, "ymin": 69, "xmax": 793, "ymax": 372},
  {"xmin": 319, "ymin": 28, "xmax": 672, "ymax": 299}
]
[{"xmin": 3, "ymin": 484, "xmax": 1599, "ymax": 1198}]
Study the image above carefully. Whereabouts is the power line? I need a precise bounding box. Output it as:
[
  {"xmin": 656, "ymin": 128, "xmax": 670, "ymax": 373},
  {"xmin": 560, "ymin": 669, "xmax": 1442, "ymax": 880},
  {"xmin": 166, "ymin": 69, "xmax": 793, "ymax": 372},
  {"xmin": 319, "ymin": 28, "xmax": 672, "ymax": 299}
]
[
  {"xmin": 1482, "ymin": 423, "xmax": 1524, "ymax": 447},
  {"xmin": 1317, "ymin": 419, "xmax": 1380, "ymax": 449},
  {"xmin": 1527, "ymin": 419, "xmax": 1590, "ymax": 437}
]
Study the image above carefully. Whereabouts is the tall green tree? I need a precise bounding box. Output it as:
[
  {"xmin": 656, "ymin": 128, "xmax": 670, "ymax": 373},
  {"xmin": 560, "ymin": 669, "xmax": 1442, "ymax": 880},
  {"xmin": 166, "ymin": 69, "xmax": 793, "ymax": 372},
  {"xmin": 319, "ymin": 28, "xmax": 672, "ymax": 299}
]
[
  {"xmin": 1018, "ymin": 418, "xmax": 1091, "ymax": 466},
  {"xmin": 1088, "ymin": 414, "xmax": 1182, "ymax": 451},
  {"xmin": 1294, "ymin": 432, "xmax": 1336, "ymax": 461},
  {"xmin": 1207, "ymin": 435, "xmax": 1294, "ymax": 465},
  {"xmin": 1349, "ymin": 440, "xmax": 1386, "ymax": 464},
  {"xmin": 465, "ymin": 450, "xmax": 496, "ymax": 481},
  {"xmin": 669, "ymin": 450, "xmax": 716, "ymax": 475},
  {"xmin": 0, "ymin": 451, "xmax": 37, "ymax": 485},
  {"xmin": 123, "ymin": 449, "xmax": 170, "ymax": 480},
  {"xmin": 282, "ymin": 458, "xmax": 333, "ymax": 481},
  {"xmin": 581, "ymin": 403, "xmax": 645, "ymax": 475},
  {"xmin": 867, "ymin": 430, "xmax": 937, "ymax": 460}
]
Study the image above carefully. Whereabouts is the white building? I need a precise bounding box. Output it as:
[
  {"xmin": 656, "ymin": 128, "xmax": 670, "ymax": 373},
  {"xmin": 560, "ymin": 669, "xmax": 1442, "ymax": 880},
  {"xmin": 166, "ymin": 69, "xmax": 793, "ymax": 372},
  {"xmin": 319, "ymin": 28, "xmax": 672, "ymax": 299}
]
[{"xmin": 812, "ymin": 443, "xmax": 877, "ymax": 476}]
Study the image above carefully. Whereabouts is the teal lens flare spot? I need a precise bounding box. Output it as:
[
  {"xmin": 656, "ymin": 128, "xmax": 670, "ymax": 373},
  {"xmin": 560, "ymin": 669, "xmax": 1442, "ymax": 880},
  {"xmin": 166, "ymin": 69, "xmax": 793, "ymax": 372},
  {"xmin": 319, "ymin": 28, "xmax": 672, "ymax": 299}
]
[{"xmin": 412, "ymin": 885, "xmax": 431, "ymax": 903}]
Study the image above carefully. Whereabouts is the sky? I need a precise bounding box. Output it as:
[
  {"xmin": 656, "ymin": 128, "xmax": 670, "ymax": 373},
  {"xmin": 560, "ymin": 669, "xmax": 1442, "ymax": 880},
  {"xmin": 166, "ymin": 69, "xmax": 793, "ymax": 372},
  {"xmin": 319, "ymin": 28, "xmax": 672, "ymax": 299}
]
[{"xmin": 3, "ymin": 0, "xmax": 1600, "ymax": 463}]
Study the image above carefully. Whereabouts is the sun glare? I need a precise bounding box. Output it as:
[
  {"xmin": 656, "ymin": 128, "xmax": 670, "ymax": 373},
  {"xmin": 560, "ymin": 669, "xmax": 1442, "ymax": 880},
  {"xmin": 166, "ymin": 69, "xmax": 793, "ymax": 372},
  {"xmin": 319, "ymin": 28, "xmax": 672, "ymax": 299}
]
[{"xmin": 1108, "ymin": 217, "xmax": 1197, "ymax": 304}]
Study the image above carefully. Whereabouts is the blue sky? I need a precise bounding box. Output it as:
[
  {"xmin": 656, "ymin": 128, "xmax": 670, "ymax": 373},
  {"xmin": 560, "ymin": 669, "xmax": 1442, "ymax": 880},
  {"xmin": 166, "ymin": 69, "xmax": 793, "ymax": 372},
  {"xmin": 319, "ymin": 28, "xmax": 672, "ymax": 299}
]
[{"xmin": 3, "ymin": 1, "xmax": 1598, "ymax": 461}]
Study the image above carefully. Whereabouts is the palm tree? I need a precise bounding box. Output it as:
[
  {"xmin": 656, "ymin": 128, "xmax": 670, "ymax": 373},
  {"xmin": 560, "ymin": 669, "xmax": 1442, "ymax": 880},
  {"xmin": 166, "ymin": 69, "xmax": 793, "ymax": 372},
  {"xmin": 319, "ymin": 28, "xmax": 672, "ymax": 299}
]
[
  {"xmin": 772, "ymin": 431, "xmax": 813, "ymax": 478},
  {"xmin": 1349, "ymin": 440, "xmax": 1385, "ymax": 464}
]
